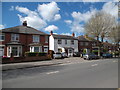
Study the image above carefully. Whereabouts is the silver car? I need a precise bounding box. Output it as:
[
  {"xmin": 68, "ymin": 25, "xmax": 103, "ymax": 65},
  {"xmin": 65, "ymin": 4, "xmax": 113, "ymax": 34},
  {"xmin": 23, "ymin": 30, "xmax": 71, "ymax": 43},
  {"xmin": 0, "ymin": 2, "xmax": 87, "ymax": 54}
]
[{"xmin": 53, "ymin": 52, "xmax": 63, "ymax": 59}]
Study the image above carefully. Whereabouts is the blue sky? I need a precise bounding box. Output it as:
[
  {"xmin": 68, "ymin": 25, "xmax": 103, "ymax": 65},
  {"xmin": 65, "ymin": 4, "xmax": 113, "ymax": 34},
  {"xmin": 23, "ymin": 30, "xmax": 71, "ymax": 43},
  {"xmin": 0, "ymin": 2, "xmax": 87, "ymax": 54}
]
[{"xmin": 1, "ymin": 1, "xmax": 118, "ymax": 36}]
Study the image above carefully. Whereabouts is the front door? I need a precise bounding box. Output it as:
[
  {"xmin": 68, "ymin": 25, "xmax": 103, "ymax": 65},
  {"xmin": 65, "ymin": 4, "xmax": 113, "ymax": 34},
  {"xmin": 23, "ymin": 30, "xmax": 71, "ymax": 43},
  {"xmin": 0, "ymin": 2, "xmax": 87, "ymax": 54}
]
[{"xmin": 12, "ymin": 47, "xmax": 18, "ymax": 56}]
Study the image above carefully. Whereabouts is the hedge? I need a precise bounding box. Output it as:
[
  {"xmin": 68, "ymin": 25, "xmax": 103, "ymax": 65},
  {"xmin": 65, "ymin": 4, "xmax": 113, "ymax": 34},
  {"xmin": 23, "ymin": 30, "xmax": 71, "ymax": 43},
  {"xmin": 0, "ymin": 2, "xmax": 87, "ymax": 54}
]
[{"xmin": 25, "ymin": 52, "xmax": 47, "ymax": 57}]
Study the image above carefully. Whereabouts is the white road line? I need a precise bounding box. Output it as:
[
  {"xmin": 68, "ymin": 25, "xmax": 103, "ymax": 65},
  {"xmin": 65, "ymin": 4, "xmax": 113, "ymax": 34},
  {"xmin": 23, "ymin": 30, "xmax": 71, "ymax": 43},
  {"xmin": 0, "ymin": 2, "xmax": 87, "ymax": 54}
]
[
  {"xmin": 46, "ymin": 71, "xmax": 59, "ymax": 75},
  {"xmin": 91, "ymin": 64, "xmax": 98, "ymax": 67},
  {"xmin": 113, "ymin": 61, "xmax": 118, "ymax": 63}
]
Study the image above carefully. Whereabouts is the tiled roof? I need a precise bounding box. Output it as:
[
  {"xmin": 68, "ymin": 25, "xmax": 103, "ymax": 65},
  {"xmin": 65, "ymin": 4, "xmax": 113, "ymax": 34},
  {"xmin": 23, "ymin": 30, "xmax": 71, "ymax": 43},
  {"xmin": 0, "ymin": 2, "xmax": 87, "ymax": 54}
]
[
  {"xmin": 1, "ymin": 25, "xmax": 48, "ymax": 35},
  {"xmin": 52, "ymin": 34, "xmax": 78, "ymax": 40},
  {"xmin": 77, "ymin": 35, "xmax": 89, "ymax": 41}
]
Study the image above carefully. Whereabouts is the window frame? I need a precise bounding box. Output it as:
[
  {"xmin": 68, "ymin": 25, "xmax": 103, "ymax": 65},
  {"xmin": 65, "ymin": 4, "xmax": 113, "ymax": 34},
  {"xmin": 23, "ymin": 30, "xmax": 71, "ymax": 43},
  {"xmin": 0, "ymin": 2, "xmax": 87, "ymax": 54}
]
[
  {"xmin": 33, "ymin": 35, "xmax": 40, "ymax": 43},
  {"xmin": 58, "ymin": 39, "xmax": 62, "ymax": 44},
  {"xmin": 71, "ymin": 40, "xmax": 74, "ymax": 45},
  {"xmin": 0, "ymin": 34, "xmax": 5, "ymax": 41},
  {"xmin": 11, "ymin": 34, "xmax": 19, "ymax": 41}
]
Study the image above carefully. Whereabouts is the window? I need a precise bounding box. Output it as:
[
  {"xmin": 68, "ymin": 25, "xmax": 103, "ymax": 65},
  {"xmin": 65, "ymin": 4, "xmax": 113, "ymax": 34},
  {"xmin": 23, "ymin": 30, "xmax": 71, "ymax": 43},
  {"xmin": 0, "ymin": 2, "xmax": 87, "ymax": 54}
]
[
  {"xmin": 34, "ymin": 47, "xmax": 39, "ymax": 52},
  {"xmin": 58, "ymin": 39, "xmax": 62, "ymax": 44},
  {"xmin": 71, "ymin": 40, "xmax": 74, "ymax": 45},
  {"xmin": 85, "ymin": 42, "xmax": 89, "ymax": 46},
  {"xmin": 45, "ymin": 36, "xmax": 48, "ymax": 43},
  {"xmin": 80, "ymin": 42, "xmax": 84, "ymax": 46},
  {"xmin": 11, "ymin": 34, "xmax": 19, "ymax": 41},
  {"xmin": 33, "ymin": 35, "xmax": 39, "ymax": 42},
  {"xmin": 0, "ymin": 34, "xmax": 5, "ymax": 41},
  {"xmin": 65, "ymin": 40, "xmax": 67, "ymax": 44},
  {"xmin": 44, "ymin": 47, "xmax": 48, "ymax": 52}
]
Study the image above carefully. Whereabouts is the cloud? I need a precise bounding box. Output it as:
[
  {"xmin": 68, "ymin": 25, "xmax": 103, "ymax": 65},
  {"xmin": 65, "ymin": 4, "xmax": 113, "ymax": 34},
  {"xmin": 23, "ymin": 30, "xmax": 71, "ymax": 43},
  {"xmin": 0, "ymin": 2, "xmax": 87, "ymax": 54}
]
[
  {"xmin": 37, "ymin": 1, "xmax": 60, "ymax": 21},
  {"xmin": 64, "ymin": 20, "xmax": 72, "ymax": 24},
  {"xmin": 54, "ymin": 14, "xmax": 61, "ymax": 21},
  {"xmin": 61, "ymin": 33, "xmax": 71, "ymax": 36},
  {"xmin": 102, "ymin": 2, "xmax": 118, "ymax": 18},
  {"xmin": 16, "ymin": 6, "xmax": 47, "ymax": 30},
  {"xmin": 0, "ymin": 25, "xmax": 5, "ymax": 29},
  {"xmin": 44, "ymin": 25, "xmax": 58, "ymax": 32}
]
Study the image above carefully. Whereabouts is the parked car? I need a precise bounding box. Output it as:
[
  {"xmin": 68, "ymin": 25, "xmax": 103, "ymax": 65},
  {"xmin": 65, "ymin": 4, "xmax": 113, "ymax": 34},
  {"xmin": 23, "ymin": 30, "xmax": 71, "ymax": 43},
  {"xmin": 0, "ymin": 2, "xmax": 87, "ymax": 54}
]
[
  {"xmin": 83, "ymin": 53, "xmax": 99, "ymax": 60},
  {"xmin": 61, "ymin": 52, "xmax": 68, "ymax": 58},
  {"xmin": 102, "ymin": 53, "xmax": 113, "ymax": 58},
  {"xmin": 53, "ymin": 52, "xmax": 63, "ymax": 59},
  {"xmin": 73, "ymin": 52, "xmax": 80, "ymax": 57}
]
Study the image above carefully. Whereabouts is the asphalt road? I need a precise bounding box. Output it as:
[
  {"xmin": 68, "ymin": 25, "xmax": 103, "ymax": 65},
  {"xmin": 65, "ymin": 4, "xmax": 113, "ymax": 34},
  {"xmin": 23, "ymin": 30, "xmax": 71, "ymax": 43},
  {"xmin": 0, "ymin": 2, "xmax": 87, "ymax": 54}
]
[{"xmin": 2, "ymin": 58, "xmax": 118, "ymax": 88}]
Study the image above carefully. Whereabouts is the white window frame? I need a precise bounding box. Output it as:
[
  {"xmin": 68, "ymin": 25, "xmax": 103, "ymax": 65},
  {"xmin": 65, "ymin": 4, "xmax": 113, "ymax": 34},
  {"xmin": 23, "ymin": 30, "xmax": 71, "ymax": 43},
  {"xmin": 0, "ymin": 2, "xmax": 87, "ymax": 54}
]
[
  {"xmin": 7, "ymin": 45, "xmax": 22, "ymax": 57},
  {"xmin": 65, "ymin": 40, "xmax": 67, "ymax": 44},
  {"xmin": 33, "ymin": 35, "xmax": 40, "ymax": 43},
  {"xmin": 44, "ymin": 46, "xmax": 48, "ymax": 53},
  {"xmin": 71, "ymin": 40, "xmax": 74, "ymax": 45},
  {"xmin": 30, "ymin": 46, "xmax": 42, "ymax": 52},
  {"xmin": 11, "ymin": 34, "xmax": 19, "ymax": 41},
  {"xmin": 0, "ymin": 34, "xmax": 5, "ymax": 41}
]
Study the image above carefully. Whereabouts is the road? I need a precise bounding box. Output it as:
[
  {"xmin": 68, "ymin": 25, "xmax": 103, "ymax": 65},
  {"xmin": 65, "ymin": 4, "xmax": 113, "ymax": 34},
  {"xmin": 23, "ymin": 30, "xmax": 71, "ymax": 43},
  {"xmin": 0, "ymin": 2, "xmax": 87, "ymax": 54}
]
[{"xmin": 2, "ymin": 58, "xmax": 118, "ymax": 88}]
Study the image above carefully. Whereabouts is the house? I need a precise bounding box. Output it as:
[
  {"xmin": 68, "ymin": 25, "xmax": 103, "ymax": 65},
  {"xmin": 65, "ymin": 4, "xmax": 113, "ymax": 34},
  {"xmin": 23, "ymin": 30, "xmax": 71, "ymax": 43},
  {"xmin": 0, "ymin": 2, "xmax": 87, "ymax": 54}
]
[
  {"xmin": 0, "ymin": 21, "xmax": 49, "ymax": 57},
  {"xmin": 77, "ymin": 35, "xmax": 92, "ymax": 54},
  {"xmin": 77, "ymin": 35, "xmax": 102, "ymax": 56},
  {"xmin": 102, "ymin": 41, "xmax": 117, "ymax": 53},
  {"xmin": 49, "ymin": 31, "xmax": 78, "ymax": 57}
]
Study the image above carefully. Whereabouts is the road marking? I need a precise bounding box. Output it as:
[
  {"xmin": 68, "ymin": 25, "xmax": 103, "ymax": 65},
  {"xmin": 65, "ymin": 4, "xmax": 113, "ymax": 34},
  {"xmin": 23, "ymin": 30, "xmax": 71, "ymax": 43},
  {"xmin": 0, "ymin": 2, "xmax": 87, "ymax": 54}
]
[
  {"xmin": 113, "ymin": 61, "xmax": 118, "ymax": 63},
  {"xmin": 91, "ymin": 64, "xmax": 98, "ymax": 67},
  {"xmin": 46, "ymin": 71, "xmax": 59, "ymax": 75}
]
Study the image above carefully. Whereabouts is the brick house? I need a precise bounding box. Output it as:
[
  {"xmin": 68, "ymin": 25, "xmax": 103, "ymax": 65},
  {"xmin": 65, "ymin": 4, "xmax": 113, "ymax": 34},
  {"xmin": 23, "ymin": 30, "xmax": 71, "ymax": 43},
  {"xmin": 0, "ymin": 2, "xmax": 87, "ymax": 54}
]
[
  {"xmin": 77, "ymin": 35, "xmax": 92, "ymax": 54},
  {"xmin": 77, "ymin": 35, "xmax": 102, "ymax": 56},
  {"xmin": 0, "ymin": 21, "xmax": 49, "ymax": 57}
]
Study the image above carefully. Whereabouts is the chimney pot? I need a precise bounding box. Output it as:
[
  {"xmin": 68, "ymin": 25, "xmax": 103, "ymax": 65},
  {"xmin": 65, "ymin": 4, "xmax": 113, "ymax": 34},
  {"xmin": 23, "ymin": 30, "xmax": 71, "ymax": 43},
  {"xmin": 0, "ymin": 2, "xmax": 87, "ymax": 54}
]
[
  {"xmin": 72, "ymin": 32, "xmax": 75, "ymax": 37},
  {"xmin": 50, "ymin": 31, "xmax": 53, "ymax": 35},
  {"xmin": 23, "ymin": 21, "xmax": 27, "ymax": 26}
]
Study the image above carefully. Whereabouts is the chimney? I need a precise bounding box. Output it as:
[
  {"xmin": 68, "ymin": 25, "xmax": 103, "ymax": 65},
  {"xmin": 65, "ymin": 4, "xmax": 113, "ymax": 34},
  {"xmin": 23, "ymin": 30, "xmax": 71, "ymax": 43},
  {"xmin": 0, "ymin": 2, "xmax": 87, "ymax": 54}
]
[
  {"xmin": 50, "ymin": 31, "xmax": 53, "ymax": 35},
  {"xmin": 72, "ymin": 32, "xmax": 75, "ymax": 37},
  {"xmin": 23, "ymin": 21, "xmax": 27, "ymax": 26}
]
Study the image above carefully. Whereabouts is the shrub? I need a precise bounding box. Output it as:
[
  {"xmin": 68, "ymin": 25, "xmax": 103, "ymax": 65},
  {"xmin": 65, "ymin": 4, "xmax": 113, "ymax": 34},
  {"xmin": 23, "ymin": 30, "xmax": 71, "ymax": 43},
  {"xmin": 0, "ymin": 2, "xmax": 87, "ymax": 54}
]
[{"xmin": 25, "ymin": 52, "xmax": 47, "ymax": 57}]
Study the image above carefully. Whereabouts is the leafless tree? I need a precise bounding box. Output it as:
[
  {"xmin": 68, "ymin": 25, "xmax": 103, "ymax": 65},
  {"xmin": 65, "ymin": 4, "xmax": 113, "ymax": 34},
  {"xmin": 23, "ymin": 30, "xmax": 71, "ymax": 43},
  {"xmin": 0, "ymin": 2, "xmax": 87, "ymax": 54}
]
[{"xmin": 84, "ymin": 11, "xmax": 116, "ymax": 42}]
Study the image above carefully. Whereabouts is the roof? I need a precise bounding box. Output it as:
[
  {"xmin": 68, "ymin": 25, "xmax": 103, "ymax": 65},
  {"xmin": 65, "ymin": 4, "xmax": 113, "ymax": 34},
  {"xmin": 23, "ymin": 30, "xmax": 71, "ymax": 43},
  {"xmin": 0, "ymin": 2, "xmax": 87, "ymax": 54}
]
[
  {"xmin": 77, "ymin": 35, "xmax": 89, "ymax": 41},
  {"xmin": 1, "ymin": 25, "xmax": 48, "ymax": 35},
  {"xmin": 52, "ymin": 34, "xmax": 78, "ymax": 40},
  {"xmin": 102, "ymin": 42, "xmax": 115, "ymax": 46}
]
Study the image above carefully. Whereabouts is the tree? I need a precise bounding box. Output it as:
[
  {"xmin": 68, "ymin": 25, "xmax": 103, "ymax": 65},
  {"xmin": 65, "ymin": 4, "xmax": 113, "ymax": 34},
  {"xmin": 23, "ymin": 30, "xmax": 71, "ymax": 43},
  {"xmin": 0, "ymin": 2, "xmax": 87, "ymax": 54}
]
[{"xmin": 84, "ymin": 11, "xmax": 116, "ymax": 42}]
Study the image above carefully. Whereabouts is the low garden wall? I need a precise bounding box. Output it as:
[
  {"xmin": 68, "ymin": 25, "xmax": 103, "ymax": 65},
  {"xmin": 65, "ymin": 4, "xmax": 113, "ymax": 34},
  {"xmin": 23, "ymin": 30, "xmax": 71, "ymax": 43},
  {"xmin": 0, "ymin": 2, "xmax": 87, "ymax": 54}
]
[{"xmin": 2, "ymin": 52, "xmax": 52, "ymax": 64}]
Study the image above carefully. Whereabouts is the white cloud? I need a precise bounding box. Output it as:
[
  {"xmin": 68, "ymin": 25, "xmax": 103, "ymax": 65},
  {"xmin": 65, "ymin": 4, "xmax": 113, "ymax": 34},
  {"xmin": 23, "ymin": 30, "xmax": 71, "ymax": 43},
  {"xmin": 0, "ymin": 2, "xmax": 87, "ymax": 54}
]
[
  {"xmin": 44, "ymin": 25, "xmax": 58, "ymax": 32},
  {"xmin": 0, "ymin": 25, "xmax": 5, "ymax": 29},
  {"xmin": 37, "ymin": 1, "xmax": 60, "ymax": 21},
  {"xmin": 102, "ymin": 2, "xmax": 118, "ymax": 18},
  {"xmin": 54, "ymin": 14, "xmax": 61, "ymax": 21},
  {"xmin": 61, "ymin": 33, "xmax": 71, "ymax": 36},
  {"xmin": 16, "ymin": 6, "xmax": 47, "ymax": 30},
  {"xmin": 64, "ymin": 20, "xmax": 72, "ymax": 24}
]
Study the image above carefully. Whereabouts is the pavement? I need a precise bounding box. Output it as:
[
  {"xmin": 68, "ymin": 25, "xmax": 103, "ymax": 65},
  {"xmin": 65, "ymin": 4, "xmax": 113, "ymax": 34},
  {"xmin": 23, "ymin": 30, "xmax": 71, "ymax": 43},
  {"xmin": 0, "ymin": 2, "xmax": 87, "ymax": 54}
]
[{"xmin": 2, "ymin": 57, "xmax": 87, "ymax": 71}]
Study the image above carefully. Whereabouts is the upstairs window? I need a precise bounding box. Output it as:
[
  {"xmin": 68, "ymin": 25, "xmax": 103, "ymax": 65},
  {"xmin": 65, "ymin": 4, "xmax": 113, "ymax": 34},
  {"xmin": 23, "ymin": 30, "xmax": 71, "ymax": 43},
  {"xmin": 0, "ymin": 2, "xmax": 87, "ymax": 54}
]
[
  {"xmin": 11, "ymin": 34, "xmax": 19, "ymax": 41},
  {"xmin": 58, "ymin": 39, "xmax": 62, "ymax": 44},
  {"xmin": 33, "ymin": 35, "xmax": 39, "ymax": 42},
  {"xmin": 65, "ymin": 40, "xmax": 67, "ymax": 44},
  {"xmin": 85, "ymin": 42, "xmax": 89, "ymax": 46},
  {"xmin": 71, "ymin": 40, "xmax": 74, "ymax": 45},
  {"xmin": 80, "ymin": 42, "xmax": 84, "ymax": 46},
  {"xmin": 0, "ymin": 34, "xmax": 5, "ymax": 41},
  {"xmin": 45, "ymin": 36, "xmax": 48, "ymax": 43}
]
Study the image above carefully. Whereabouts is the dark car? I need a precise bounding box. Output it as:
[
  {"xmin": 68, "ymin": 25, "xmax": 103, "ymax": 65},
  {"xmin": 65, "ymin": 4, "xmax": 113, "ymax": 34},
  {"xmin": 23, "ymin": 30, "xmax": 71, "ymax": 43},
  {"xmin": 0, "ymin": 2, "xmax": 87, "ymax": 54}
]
[
  {"xmin": 102, "ymin": 53, "xmax": 113, "ymax": 58},
  {"xmin": 61, "ymin": 52, "xmax": 68, "ymax": 58},
  {"xmin": 83, "ymin": 53, "xmax": 99, "ymax": 60},
  {"xmin": 73, "ymin": 52, "xmax": 80, "ymax": 57}
]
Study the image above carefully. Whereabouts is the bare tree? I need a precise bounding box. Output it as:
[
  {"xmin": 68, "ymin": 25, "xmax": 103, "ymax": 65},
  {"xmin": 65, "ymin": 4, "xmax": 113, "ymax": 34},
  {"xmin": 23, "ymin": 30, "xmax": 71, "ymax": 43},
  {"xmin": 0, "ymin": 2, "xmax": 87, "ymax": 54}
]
[{"xmin": 84, "ymin": 11, "xmax": 116, "ymax": 42}]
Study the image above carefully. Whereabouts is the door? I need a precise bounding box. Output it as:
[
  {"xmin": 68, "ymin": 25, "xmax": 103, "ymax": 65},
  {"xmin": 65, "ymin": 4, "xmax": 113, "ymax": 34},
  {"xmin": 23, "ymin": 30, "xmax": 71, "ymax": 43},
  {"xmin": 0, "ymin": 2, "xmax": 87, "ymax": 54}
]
[
  {"xmin": 0, "ymin": 46, "xmax": 4, "ymax": 56},
  {"xmin": 12, "ymin": 47, "xmax": 18, "ymax": 56}
]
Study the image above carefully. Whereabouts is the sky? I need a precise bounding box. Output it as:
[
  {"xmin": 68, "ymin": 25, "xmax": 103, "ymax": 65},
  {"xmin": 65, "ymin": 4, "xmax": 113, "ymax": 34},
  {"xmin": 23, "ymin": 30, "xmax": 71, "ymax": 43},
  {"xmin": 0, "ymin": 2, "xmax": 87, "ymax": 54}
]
[{"xmin": 1, "ymin": 1, "xmax": 118, "ymax": 36}]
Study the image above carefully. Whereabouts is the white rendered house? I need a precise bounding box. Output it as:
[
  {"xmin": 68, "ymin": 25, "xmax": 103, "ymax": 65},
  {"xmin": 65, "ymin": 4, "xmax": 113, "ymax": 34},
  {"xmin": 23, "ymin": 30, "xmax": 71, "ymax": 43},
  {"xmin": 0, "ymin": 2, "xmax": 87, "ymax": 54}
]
[{"xmin": 49, "ymin": 31, "xmax": 78, "ymax": 57}]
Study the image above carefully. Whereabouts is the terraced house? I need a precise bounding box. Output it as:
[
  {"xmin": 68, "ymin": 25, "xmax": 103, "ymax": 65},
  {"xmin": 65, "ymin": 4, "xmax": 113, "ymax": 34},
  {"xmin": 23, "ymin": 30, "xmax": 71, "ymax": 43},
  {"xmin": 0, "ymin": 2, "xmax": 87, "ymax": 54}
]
[
  {"xmin": 0, "ymin": 21, "xmax": 49, "ymax": 57},
  {"xmin": 49, "ymin": 31, "xmax": 78, "ymax": 57}
]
